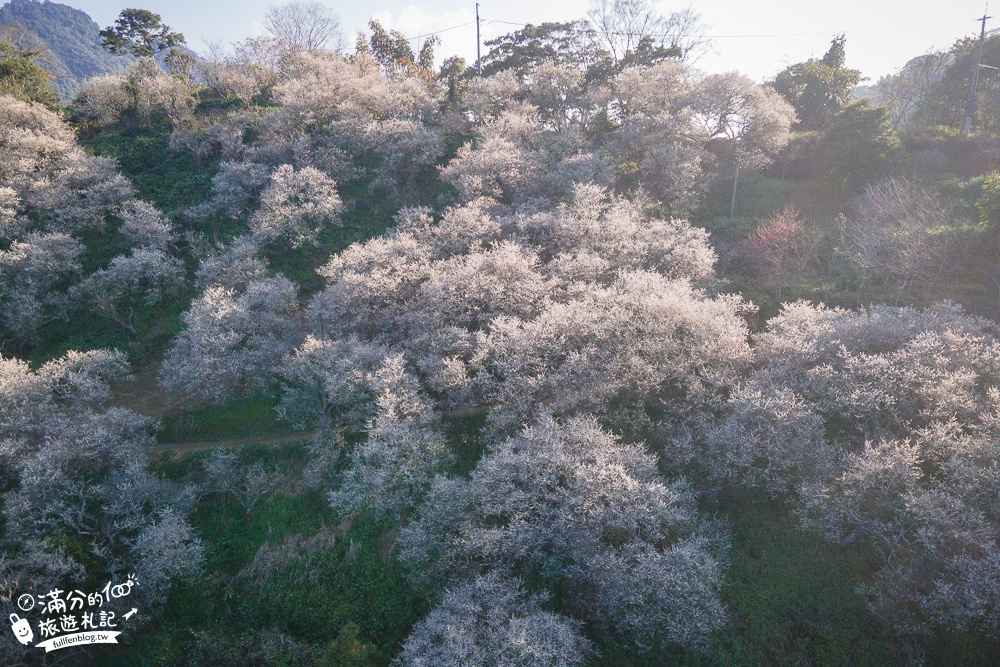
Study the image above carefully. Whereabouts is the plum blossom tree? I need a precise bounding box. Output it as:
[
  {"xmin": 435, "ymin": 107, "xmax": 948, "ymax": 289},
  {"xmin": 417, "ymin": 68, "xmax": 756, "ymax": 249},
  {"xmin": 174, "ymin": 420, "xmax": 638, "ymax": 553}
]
[
  {"xmin": 448, "ymin": 111, "xmax": 615, "ymax": 209},
  {"xmin": 399, "ymin": 415, "xmax": 728, "ymax": 648},
  {"xmin": 296, "ymin": 184, "xmax": 742, "ymax": 430},
  {"xmin": 278, "ymin": 335, "xmax": 392, "ymax": 432},
  {"xmin": 842, "ymin": 178, "xmax": 950, "ymax": 305},
  {"xmin": 195, "ymin": 42, "xmax": 278, "ymax": 108},
  {"xmin": 160, "ymin": 275, "xmax": 302, "ymax": 404},
  {"xmin": 746, "ymin": 205, "xmax": 813, "ymax": 300},
  {"xmin": 476, "ymin": 271, "xmax": 752, "ymax": 432},
  {"xmin": 516, "ymin": 184, "xmax": 719, "ymax": 284},
  {"xmin": 692, "ymin": 72, "xmax": 796, "ymax": 218},
  {"xmin": 263, "ymin": 2, "xmax": 342, "ymax": 54},
  {"xmin": 463, "ymin": 70, "xmax": 522, "ymax": 123},
  {"xmin": 872, "ymin": 51, "xmax": 950, "ymax": 132},
  {"xmin": 71, "ymin": 58, "xmax": 195, "ymax": 129},
  {"xmin": 307, "ymin": 228, "xmax": 435, "ymax": 341},
  {"xmin": 249, "ymin": 164, "xmax": 343, "ymax": 248},
  {"xmin": 189, "ymin": 160, "xmax": 273, "ymax": 221},
  {"xmin": 704, "ymin": 382, "xmax": 836, "ymax": 496},
  {"xmin": 708, "ymin": 299, "xmax": 1000, "ymax": 637},
  {"xmin": 603, "ymin": 62, "xmax": 710, "ymax": 212},
  {"xmin": 0, "ymin": 349, "xmax": 130, "ymax": 439},
  {"xmin": 201, "ymin": 449, "xmax": 282, "ymax": 513},
  {"xmin": 751, "ymin": 301, "xmax": 999, "ymax": 446},
  {"xmin": 249, "ymin": 51, "xmax": 443, "ymax": 188},
  {"xmin": 0, "ymin": 186, "xmax": 25, "ymax": 241},
  {"xmin": 0, "ymin": 232, "xmax": 82, "ymax": 345},
  {"xmin": 796, "ymin": 425, "xmax": 1000, "ymax": 638},
  {"xmin": 118, "ymin": 199, "xmax": 176, "ymax": 250},
  {"xmin": 131, "ymin": 508, "xmax": 205, "ymax": 606},
  {"xmin": 74, "ymin": 248, "xmax": 185, "ymax": 334},
  {"xmin": 70, "ymin": 74, "xmax": 132, "ymax": 126},
  {"xmin": 194, "ymin": 235, "xmax": 269, "ymax": 291},
  {"xmin": 396, "ymin": 572, "xmax": 592, "ymax": 667},
  {"xmin": 0, "ymin": 350, "xmax": 202, "ymax": 665},
  {"xmin": 1, "ymin": 95, "xmax": 134, "ymax": 231},
  {"xmin": 330, "ymin": 354, "xmax": 453, "ymax": 519},
  {"xmin": 439, "ymin": 122, "xmax": 537, "ymax": 206}
]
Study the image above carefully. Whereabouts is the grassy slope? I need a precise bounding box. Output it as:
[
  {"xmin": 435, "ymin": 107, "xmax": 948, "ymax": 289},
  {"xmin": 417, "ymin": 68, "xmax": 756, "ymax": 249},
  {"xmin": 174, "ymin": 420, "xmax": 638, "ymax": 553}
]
[
  {"xmin": 68, "ymin": 106, "xmax": 456, "ymax": 442},
  {"xmin": 27, "ymin": 120, "xmax": 211, "ymax": 367},
  {"xmin": 76, "ymin": 113, "xmax": 1000, "ymax": 665},
  {"xmin": 696, "ymin": 171, "xmax": 1000, "ymax": 326}
]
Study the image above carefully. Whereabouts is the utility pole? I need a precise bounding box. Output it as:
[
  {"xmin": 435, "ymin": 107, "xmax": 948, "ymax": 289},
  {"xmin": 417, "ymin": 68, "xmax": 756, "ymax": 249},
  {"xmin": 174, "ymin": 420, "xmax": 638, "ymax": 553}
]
[
  {"xmin": 962, "ymin": 6, "xmax": 992, "ymax": 137},
  {"xmin": 476, "ymin": 3, "xmax": 482, "ymax": 76}
]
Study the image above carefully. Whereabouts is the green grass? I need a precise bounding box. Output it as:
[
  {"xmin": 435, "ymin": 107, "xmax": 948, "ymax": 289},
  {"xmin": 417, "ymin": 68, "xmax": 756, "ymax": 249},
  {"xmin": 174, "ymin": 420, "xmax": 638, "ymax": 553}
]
[
  {"xmin": 442, "ymin": 409, "xmax": 489, "ymax": 477},
  {"xmin": 236, "ymin": 515, "xmax": 424, "ymax": 654},
  {"xmin": 30, "ymin": 288, "xmax": 190, "ymax": 367},
  {"xmin": 586, "ymin": 492, "xmax": 908, "ymax": 667},
  {"xmin": 82, "ymin": 120, "xmax": 219, "ymax": 214},
  {"xmin": 696, "ymin": 175, "xmax": 849, "ymax": 226},
  {"xmin": 157, "ymin": 393, "xmax": 294, "ymax": 444},
  {"xmin": 704, "ymin": 494, "xmax": 905, "ymax": 666},
  {"xmin": 107, "ymin": 444, "xmax": 422, "ymax": 666}
]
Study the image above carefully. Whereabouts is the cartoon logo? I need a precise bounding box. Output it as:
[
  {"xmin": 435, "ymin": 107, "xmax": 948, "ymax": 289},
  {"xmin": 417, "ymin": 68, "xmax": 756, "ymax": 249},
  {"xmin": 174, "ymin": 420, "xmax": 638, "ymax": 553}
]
[{"xmin": 9, "ymin": 614, "xmax": 34, "ymax": 646}]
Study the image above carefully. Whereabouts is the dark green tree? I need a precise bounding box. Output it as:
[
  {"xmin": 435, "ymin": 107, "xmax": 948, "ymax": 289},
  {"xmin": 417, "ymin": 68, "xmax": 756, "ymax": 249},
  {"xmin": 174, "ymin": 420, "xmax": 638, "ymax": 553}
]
[
  {"xmin": 365, "ymin": 19, "xmax": 413, "ymax": 75},
  {"xmin": 0, "ymin": 38, "xmax": 57, "ymax": 106},
  {"xmin": 481, "ymin": 21, "xmax": 605, "ymax": 79},
  {"xmin": 417, "ymin": 35, "xmax": 439, "ymax": 71},
  {"xmin": 915, "ymin": 34, "xmax": 1000, "ymax": 136},
  {"xmin": 99, "ymin": 8, "xmax": 185, "ymax": 58},
  {"xmin": 439, "ymin": 55, "xmax": 467, "ymax": 107},
  {"xmin": 480, "ymin": 18, "xmax": 689, "ymax": 85},
  {"xmin": 357, "ymin": 19, "xmax": 436, "ymax": 78},
  {"xmin": 617, "ymin": 33, "xmax": 682, "ymax": 69},
  {"xmin": 770, "ymin": 35, "xmax": 862, "ymax": 130},
  {"xmin": 815, "ymin": 99, "xmax": 906, "ymax": 192}
]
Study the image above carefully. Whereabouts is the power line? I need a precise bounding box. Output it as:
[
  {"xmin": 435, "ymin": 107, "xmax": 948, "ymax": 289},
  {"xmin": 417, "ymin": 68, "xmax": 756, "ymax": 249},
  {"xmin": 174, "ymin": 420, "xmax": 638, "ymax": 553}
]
[
  {"xmin": 400, "ymin": 20, "xmax": 477, "ymax": 43},
  {"xmin": 394, "ymin": 13, "xmax": 870, "ymax": 47},
  {"xmin": 482, "ymin": 16, "xmax": 869, "ymax": 40}
]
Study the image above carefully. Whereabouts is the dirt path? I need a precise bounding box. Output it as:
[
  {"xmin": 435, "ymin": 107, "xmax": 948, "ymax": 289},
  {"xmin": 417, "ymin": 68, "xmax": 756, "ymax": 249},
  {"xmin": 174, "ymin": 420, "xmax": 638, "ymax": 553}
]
[
  {"xmin": 111, "ymin": 362, "xmax": 315, "ymax": 455},
  {"xmin": 110, "ymin": 362, "xmax": 173, "ymax": 417},
  {"xmin": 147, "ymin": 431, "xmax": 316, "ymax": 455},
  {"xmin": 116, "ymin": 362, "xmax": 490, "ymax": 455}
]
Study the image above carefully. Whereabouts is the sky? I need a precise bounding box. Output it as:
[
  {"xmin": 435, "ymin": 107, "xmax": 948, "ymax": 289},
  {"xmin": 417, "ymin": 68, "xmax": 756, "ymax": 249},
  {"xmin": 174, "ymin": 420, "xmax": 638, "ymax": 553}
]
[{"xmin": 38, "ymin": 0, "xmax": 998, "ymax": 82}]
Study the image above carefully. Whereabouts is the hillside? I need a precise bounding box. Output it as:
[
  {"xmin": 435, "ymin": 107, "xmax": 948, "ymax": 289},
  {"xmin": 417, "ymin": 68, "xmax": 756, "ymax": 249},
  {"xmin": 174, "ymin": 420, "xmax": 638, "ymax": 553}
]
[
  {"xmin": 0, "ymin": 0, "xmax": 126, "ymax": 99},
  {"xmin": 6, "ymin": 6, "xmax": 1000, "ymax": 666}
]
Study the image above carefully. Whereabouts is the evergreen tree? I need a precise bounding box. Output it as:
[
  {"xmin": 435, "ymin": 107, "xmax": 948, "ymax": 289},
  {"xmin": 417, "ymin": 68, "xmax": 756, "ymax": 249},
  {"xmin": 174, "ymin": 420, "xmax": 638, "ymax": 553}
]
[
  {"xmin": 0, "ymin": 39, "xmax": 57, "ymax": 106},
  {"xmin": 99, "ymin": 8, "xmax": 184, "ymax": 58},
  {"xmin": 771, "ymin": 35, "xmax": 862, "ymax": 129}
]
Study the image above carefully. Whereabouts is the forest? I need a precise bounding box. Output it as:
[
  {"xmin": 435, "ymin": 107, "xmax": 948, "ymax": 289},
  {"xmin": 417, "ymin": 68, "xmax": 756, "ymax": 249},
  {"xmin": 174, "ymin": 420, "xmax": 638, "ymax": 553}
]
[{"xmin": 3, "ymin": 0, "xmax": 1000, "ymax": 665}]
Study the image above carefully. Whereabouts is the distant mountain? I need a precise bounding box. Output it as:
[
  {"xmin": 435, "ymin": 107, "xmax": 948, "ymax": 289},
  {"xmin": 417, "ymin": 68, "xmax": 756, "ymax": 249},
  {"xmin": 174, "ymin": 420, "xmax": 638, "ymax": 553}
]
[{"xmin": 0, "ymin": 0, "xmax": 129, "ymax": 100}]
